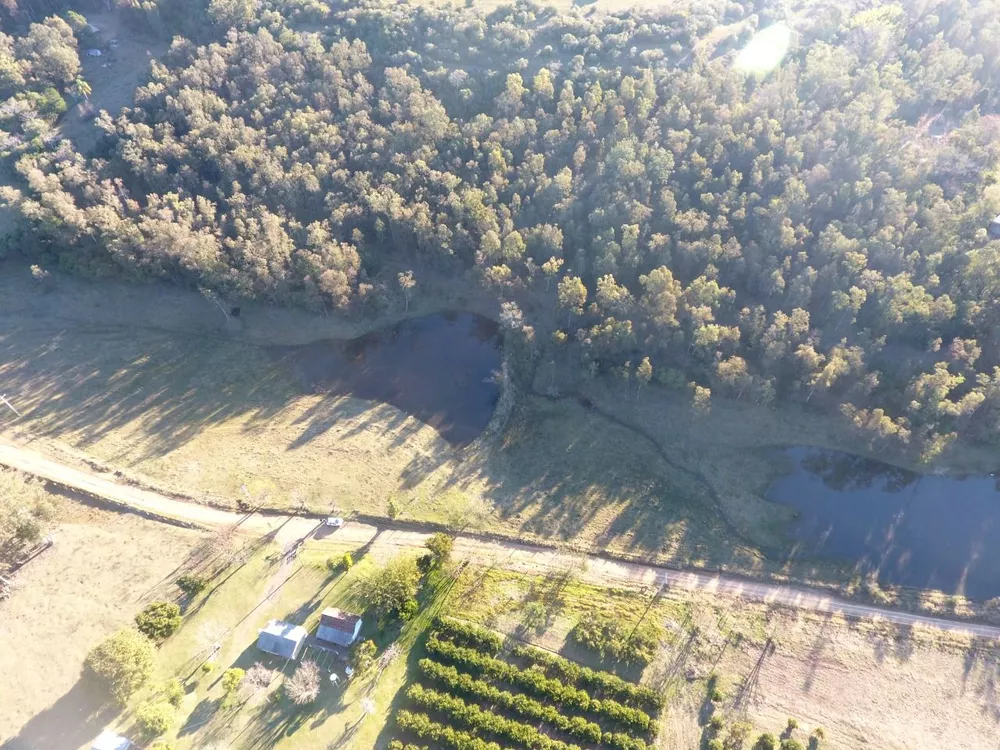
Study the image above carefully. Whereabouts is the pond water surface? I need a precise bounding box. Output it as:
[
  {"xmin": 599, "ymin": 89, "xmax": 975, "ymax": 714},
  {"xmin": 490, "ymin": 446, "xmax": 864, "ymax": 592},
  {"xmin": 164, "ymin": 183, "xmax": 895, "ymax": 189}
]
[
  {"xmin": 271, "ymin": 312, "xmax": 501, "ymax": 446},
  {"xmin": 768, "ymin": 447, "xmax": 1000, "ymax": 598}
]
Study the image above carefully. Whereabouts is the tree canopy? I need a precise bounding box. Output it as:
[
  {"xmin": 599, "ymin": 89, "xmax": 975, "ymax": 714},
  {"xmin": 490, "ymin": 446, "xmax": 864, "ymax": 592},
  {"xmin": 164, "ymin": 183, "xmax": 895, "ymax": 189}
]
[
  {"xmin": 2, "ymin": 0, "xmax": 1000, "ymax": 458},
  {"xmin": 362, "ymin": 554, "xmax": 422, "ymax": 621},
  {"xmin": 83, "ymin": 627, "xmax": 155, "ymax": 703}
]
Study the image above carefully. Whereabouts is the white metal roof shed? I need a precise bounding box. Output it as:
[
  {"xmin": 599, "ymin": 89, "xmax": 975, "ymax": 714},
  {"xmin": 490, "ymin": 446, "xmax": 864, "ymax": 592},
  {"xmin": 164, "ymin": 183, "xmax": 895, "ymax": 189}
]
[
  {"xmin": 257, "ymin": 620, "xmax": 308, "ymax": 660},
  {"xmin": 91, "ymin": 731, "xmax": 132, "ymax": 750}
]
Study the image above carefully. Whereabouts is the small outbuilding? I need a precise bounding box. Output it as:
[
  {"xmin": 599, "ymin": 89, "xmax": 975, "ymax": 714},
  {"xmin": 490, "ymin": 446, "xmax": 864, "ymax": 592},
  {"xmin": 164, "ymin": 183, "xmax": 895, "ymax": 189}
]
[
  {"xmin": 989, "ymin": 214, "xmax": 1000, "ymax": 240},
  {"xmin": 316, "ymin": 608, "xmax": 363, "ymax": 647},
  {"xmin": 257, "ymin": 620, "xmax": 308, "ymax": 660},
  {"xmin": 91, "ymin": 731, "xmax": 132, "ymax": 750}
]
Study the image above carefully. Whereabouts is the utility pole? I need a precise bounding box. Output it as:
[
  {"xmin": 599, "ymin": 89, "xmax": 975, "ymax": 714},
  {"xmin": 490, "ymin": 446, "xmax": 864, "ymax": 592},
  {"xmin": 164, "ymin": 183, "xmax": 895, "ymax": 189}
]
[
  {"xmin": 0, "ymin": 394, "xmax": 22, "ymax": 418},
  {"xmin": 626, "ymin": 579, "xmax": 667, "ymax": 643}
]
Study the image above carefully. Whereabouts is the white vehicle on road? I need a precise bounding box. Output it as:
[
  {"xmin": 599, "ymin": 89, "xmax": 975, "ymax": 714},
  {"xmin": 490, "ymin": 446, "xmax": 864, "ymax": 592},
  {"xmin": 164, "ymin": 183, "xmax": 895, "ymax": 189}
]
[{"xmin": 324, "ymin": 517, "xmax": 344, "ymax": 529}]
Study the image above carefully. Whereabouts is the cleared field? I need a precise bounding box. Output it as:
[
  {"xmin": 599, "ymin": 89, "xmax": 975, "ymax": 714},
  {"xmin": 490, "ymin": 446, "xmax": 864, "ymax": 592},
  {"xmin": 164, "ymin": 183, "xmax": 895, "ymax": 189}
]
[{"xmin": 0, "ymin": 496, "xmax": 205, "ymax": 748}]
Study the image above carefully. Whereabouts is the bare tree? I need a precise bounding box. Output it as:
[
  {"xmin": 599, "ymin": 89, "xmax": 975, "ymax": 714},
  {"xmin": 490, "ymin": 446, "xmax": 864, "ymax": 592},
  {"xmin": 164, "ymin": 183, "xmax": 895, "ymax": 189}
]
[
  {"xmin": 360, "ymin": 697, "xmax": 376, "ymax": 717},
  {"xmin": 200, "ymin": 287, "xmax": 231, "ymax": 322},
  {"xmin": 397, "ymin": 271, "xmax": 416, "ymax": 312},
  {"xmin": 241, "ymin": 663, "xmax": 274, "ymax": 704},
  {"xmin": 375, "ymin": 643, "xmax": 402, "ymax": 678},
  {"xmin": 285, "ymin": 661, "xmax": 321, "ymax": 705}
]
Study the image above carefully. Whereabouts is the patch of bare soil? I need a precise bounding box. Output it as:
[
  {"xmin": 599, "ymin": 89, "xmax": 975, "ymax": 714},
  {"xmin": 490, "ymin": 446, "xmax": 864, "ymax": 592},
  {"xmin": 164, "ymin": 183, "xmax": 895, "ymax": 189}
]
[
  {"xmin": 57, "ymin": 11, "xmax": 170, "ymax": 153},
  {"xmin": 690, "ymin": 609, "xmax": 1000, "ymax": 750},
  {"xmin": 0, "ymin": 498, "xmax": 204, "ymax": 748}
]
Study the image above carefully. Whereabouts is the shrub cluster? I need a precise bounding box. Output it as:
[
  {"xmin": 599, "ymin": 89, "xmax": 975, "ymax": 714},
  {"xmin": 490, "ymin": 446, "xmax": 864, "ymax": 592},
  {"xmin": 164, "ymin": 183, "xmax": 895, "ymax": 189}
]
[
  {"xmin": 135, "ymin": 699, "xmax": 174, "ymax": 738},
  {"xmin": 432, "ymin": 616, "xmax": 504, "ymax": 655},
  {"xmin": 84, "ymin": 627, "xmax": 155, "ymax": 703},
  {"xmin": 569, "ymin": 613, "xmax": 662, "ymax": 666},
  {"xmin": 388, "ymin": 742, "xmax": 428, "ymax": 750},
  {"xmin": 418, "ymin": 659, "xmax": 646, "ymax": 750},
  {"xmin": 135, "ymin": 601, "xmax": 182, "ymax": 641},
  {"xmin": 510, "ymin": 644, "xmax": 663, "ymax": 711},
  {"xmin": 175, "ymin": 574, "xmax": 208, "ymax": 597},
  {"xmin": 426, "ymin": 636, "xmax": 654, "ymax": 735},
  {"xmin": 396, "ymin": 710, "xmax": 505, "ymax": 750}
]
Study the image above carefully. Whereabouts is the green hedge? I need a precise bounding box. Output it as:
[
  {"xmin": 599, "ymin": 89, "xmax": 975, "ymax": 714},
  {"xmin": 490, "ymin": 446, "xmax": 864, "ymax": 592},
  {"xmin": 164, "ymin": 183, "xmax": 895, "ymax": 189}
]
[
  {"xmin": 418, "ymin": 659, "xmax": 647, "ymax": 750},
  {"xmin": 510, "ymin": 643, "xmax": 663, "ymax": 711},
  {"xmin": 388, "ymin": 741, "xmax": 428, "ymax": 750},
  {"xmin": 396, "ymin": 710, "xmax": 509, "ymax": 750},
  {"xmin": 432, "ymin": 616, "xmax": 505, "ymax": 655},
  {"xmin": 408, "ymin": 683, "xmax": 583, "ymax": 750},
  {"xmin": 429, "ymin": 617, "xmax": 660, "ymax": 713},
  {"xmin": 426, "ymin": 635, "xmax": 654, "ymax": 735}
]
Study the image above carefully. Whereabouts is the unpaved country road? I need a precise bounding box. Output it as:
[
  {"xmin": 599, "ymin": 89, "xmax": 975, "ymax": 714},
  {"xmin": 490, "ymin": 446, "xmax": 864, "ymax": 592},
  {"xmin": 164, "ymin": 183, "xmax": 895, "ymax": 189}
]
[{"xmin": 2, "ymin": 440, "xmax": 1000, "ymax": 641}]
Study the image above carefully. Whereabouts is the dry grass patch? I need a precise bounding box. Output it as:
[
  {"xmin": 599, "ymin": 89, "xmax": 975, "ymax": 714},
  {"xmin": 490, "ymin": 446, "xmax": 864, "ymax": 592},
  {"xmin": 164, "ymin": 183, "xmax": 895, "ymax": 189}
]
[{"xmin": 0, "ymin": 497, "xmax": 204, "ymax": 746}]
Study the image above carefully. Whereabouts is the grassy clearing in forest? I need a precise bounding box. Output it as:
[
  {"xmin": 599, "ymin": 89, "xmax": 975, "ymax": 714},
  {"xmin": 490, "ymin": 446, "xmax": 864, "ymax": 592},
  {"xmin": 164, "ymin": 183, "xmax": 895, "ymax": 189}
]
[{"xmin": 0, "ymin": 263, "xmax": 776, "ymax": 582}]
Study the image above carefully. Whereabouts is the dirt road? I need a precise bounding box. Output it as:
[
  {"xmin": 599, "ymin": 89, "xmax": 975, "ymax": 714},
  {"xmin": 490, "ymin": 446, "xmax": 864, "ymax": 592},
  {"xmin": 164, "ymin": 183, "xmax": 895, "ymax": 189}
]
[{"xmin": 2, "ymin": 439, "xmax": 1000, "ymax": 640}]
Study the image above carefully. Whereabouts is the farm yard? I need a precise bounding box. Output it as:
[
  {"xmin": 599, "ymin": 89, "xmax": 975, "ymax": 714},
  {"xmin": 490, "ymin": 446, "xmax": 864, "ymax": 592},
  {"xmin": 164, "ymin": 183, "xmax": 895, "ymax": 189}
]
[{"xmin": 4, "ymin": 484, "xmax": 1000, "ymax": 750}]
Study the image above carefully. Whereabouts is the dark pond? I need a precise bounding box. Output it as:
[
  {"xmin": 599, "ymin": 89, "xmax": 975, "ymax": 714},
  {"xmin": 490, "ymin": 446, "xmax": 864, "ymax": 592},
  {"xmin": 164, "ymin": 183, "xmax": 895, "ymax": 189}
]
[
  {"xmin": 768, "ymin": 447, "xmax": 1000, "ymax": 598},
  {"xmin": 271, "ymin": 312, "xmax": 501, "ymax": 446}
]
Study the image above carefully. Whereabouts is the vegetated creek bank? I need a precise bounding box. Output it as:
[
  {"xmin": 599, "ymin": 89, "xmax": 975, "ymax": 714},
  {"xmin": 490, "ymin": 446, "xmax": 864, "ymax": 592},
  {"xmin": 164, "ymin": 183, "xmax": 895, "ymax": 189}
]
[
  {"xmin": 768, "ymin": 447, "xmax": 1000, "ymax": 599},
  {"xmin": 270, "ymin": 311, "xmax": 501, "ymax": 447}
]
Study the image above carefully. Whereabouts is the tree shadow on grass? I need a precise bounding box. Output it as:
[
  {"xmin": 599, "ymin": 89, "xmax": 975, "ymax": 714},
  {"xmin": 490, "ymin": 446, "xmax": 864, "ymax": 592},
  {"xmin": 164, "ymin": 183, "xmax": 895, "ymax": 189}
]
[
  {"xmin": 398, "ymin": 395, "xmax": 759, "ymax": 577},
  {"xmin": 1, "ymin": 677, "xmax": 121, "ymax": 750},
  {"xmin": 177, "ymin": 696, "xmax": 221, "ymax": 737},
  {"xmin": 0, "ymin": 327, "xmax": 290, "ymax": 463},
  {"xmin": 367, "ymin": 566, "xmax": 468, "ymax": 749},
  {"xmin": 953, "ymin": 637, "xmax": 1000, "ymax": 723}
]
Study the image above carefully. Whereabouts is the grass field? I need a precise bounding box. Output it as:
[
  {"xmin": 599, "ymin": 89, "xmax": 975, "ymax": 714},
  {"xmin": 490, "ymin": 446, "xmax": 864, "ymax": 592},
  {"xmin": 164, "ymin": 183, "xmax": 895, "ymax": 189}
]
[
  {"xmin": 3, "ymin": 260, "xmax": 997, "ymax": 605},
  {"xmin": 5, "ymin": 504, "xmax": 998, "ymax": 750}
]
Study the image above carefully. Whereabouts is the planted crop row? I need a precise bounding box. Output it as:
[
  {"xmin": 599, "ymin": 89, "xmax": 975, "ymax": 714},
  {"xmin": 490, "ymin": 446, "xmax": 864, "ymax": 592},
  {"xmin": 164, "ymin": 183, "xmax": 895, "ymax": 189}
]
[
  {"xmin": 408, "ymin": 683, "xmax": 583, "ymax": 750},
  {"xmin": 429, "ymin": 616, "xmax": 660, "ymax": 713},
  {"xmin": 396, "ymin": 709, "xmax": 509, "ymax": 750},
  {"xmin": 419, "ymin": 658, "xmax": 648, "ymax": 750},
  {"xmin": 510, "ymin": 643, "xmax": 663, "ymax": 711},
  {"xmin": 426, "ymin": 635, "xmax": 655, "ymax": 735},
  {"xmin": 388, "ymin": 742, "xmax": 428, "ymax": 750},
  {"xmin": 432, "ymin": 616, "xmax": 504, "ymax": 655},
  {"xmin": 419, "ymin": 659, "xmax": 601, "ymax": 744}
]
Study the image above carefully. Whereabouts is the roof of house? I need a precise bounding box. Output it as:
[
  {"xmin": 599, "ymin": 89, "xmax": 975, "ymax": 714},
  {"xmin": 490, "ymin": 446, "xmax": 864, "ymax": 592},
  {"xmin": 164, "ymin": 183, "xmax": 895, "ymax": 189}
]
[
  {"xmin": 319, "ymin": 608, "xmax": 362, "ymax": 633},
  {"xmin": 260, "ymin": 620, "xmax": 308, "ymax": 643},
  {"xmin": 91, "ymin": 731, "xmax": 132, "ymax": 750}
]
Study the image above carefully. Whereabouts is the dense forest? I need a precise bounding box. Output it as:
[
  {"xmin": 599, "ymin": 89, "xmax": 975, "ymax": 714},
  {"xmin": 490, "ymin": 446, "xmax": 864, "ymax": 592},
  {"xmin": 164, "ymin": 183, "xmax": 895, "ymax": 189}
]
[{"xmin": 1, "ymin": 0, "xmax": 999, "ymax": 460}]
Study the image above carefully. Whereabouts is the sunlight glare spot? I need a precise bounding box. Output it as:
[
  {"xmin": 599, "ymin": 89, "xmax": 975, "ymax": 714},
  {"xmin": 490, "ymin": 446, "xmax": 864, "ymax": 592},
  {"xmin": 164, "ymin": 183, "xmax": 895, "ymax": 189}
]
[{"xmin": 734, "ymin": 23, "xmax": 793, "ymax": 76}]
